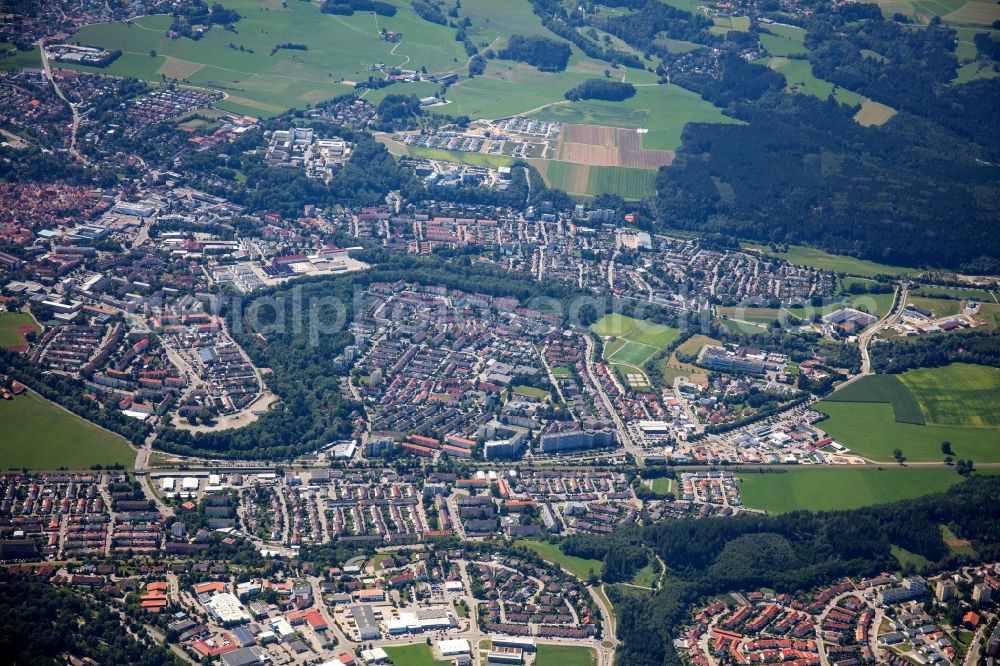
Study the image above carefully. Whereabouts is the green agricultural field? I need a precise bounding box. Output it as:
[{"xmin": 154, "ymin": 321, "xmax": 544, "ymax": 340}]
[
  {"xmin": 608, "ymin": 340, "xmax": 659, "ymax": 367},
  {"xmin": 760, "ymin": 24, "xmax": 808, "ymax": 56},
  {"xmin": 383, "ymin": 643, "xmax": 450, "ymax": 666},
  {"xmin": 815, "ymin": 401, "xmax": 1000, "ymax": 462},
  {"xmin": 535, "ymin": 644, "xmax": 597, "ymax": 666},
  {"xmin": 60, "ymin": 0, "xmax": 473, "ymax": 116},
  {"xmin": 0, "ymin": 391, "xmax": 135, "ymax": 470},
  {"xmin": 516, "ymin": 539, "xmax": 602, "ymax": 580},
  {"xmin": 0, "ymin": 312, "xmax": 40, "ymax": 351},
  {"xmin": 825, "ymin": 374, "xmax": 925, "ymax": 424},
  {"xmin": 899, "ymin": 363, "xmax": 1000, "ymax": 428},
  {"xmin": 759, "ymin": 56, "xmax": 866, "ymax": 106},
  {"xmin": 532, "ymin": 84, "xmax": 740, "ymax": 151},
  {"xmin": 744, "ymin": 244, "xmax": 921, "ymax": 277},
  {"xmin": 738, "ymin": 468, "xmax": 997, "ymax": 514},
  {"xmin": 587, "ymin": 165, "xmax": 657, "ymax": 200}
]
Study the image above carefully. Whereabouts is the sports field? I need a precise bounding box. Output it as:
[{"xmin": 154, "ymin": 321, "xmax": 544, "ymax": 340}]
[
  {"xmin": 406, "ymin": 146, "xmax": 516, "ymax": 168},
  {"xmin": 0, "ymin": 312, "xmax": 40, "ymax": 351},
  {"xmin": 535, "ymin": 644, "xmax": 597, "ymax": 666},
  {"xmin": 738, "ymin": 467, "xmax": 997, "ymax": 514},
  {"xmin": 0, "ymin": 391, "xmax": 135, "ymax": 470},
  {"xmin": 516, "ymin": 539, "xmax": 602, "ymax": 580},
  {"xmin": 743, "ymin": 244, "xmax": 921, "ymax": 277},
  {"xmin": 513, "ymin": 385, "xmax": 550, "ymax": 400},
  {"xmin": 608, "ymin": 340, "xmax": 659, "ymax": 367},
  {"xmin": 905, "ymin": 295, "xmax": 963, "ymax": 318},
  {"xmin": 383, "ymin": 643, "xmax": 450, "ymax": 666}
]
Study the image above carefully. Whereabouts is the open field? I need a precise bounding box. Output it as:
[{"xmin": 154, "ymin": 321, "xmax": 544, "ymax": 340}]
[
  {"xmin": 516, "ymin": 539, "xmax": 602, "ymax": 580},
  {"xmin": 535, "ymin": 644, "xmax": 597, "ymax": 666},
  {"xmin": 591, "ymin": 314, "xmax": 640, "ymax": 337},
  {"xmin": 943, "ymin": 1, "xmax": 1000, "ymax": 26},
  {"xmin": 759, "ymin": 56, "xmax": 866, "ymax": 106},
  {"xmin": 898, "ymin": 363, "xmax": 1000, "ymax": 428},
  {"xmin": 534, "ymin": 160, "xmax": 592, "ymax": 196},
  {"xmin": 406, "ymin": 145, "xmax": 516, "ymax": 168},
  {"xmin": 0, "ymin": 43, "xmax": 40, "ymax": 72},
  {"xmin": 557, "ymin": 126, "xmax": 673, "ymax": 169},
  {"xmin": 738, "ymin": 468, "xmax": 998, "ymax": 514},
  {"xmin": 760, "ymin": 24, "xmax": 808, "ymax": 56},
  {"xmin": 816, "ymin": 401, "xmax": 1000, "ymax": 462},
  {"xmin": 825, "ymin": 374, "xmax": 925, "ymax": 424},
  {"xmin": 906, "ymin": 295, "xmax": 963, "ymax": 318},
  {"xmin": 854, "ymin": 99, "xmax": 898, "ymax": 126},
  {"xmin": 0, "ymin": 391, "xmax": 135, "ymax": 470},
  {"xmin": 910, "ymin": 285, "xmax": 994, "ymax": 300},
  {"xmin": 587, "ymin": 165, "xmax": 658, "ymax": 200},
  {"xmin": 743, "ymin": 244, "xmax": 921, "ymax": 277},
  {"xmin": 891, "ymin": 544, "xmax": 933, "ymax": 570},
  {"xmin": 0, "ymin": 312, "xmax": 40, "ymax": 351},
  {"xmin": 532, "ymin": 84, "xmax": 740, "ymax": 152},
  {"xmin": 60, "ymin": 0, "xmax": 488, "ymax": 115},
  {"xmin": 676, "ymin": 334, "xmax": 721, "ymax": 357},
  {"xmin": 383, "ymin": 643, "xmax": 450, "ymax": 666},
  {"xmin": 513, "ymin": 385, "xmax": 550, "ymax": 400}
]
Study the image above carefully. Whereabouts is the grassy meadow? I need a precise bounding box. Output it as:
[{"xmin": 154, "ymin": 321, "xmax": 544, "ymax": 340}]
[
  {"xmin": 817, "ymin": 364, "xmax": 1000, "ymax": 461},
  {"xmin": 0, "ymin": 391, "xmax": 135, "ymax": 470},
  {"xmin": 738, "ymin": 467, "xmax": 997, "ymax": 514}
]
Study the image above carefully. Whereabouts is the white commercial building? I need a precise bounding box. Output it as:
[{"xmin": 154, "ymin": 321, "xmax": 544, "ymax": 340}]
[
  {"xmin": 206, "ymin": 592, "xmax": 250, "ymax": 624},
  {"xmin": 439, "ymin": 639, "xmax": 470, "ymax": 656}
]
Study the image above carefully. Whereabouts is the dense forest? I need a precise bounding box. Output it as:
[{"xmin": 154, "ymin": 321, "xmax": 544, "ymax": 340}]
[
  {"xmin": 565, "ymin": 79, "xmax": 636, "ymax": 101},
  {"xmin": 651, "ymin": 1, "xmax": 1000, "ymax": 272},
  {"xmin": 654, "ymin": 89, "xmax": 1000, "ymax": 270},
  {"xmin": 576, "ymin": 475, "xmax": 1000, "ymax": 665},
  {"xmin": 498, "ymin": 34, "xmax": 572, "ymax": 72},
  {"xmin": 320, "ymin": 0, "xmax": 397, "ymax": 16},
  {"xmin": 0, "ymin": 581, "xmax": 185, "ymax": 666}
]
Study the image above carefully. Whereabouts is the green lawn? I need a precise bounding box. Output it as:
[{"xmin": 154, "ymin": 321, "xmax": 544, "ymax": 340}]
[
  {"xmin": 535, "ymin": 644, "xmax": 597, "ymax": 666},
  {"xmin": 550, "ymin": 366, "xmax": 572, "ymax": 378},
  {"xmin": 816, "ymin": 401, "xmax": 1000, "ymax": 462},
  {"xmin": 0, "ymin": 312, "xmax": 40, "ymax": 351},
  {"xmin": 516, "ymin": 539, "xmax": 602, "ymax": 581},
  {"xmin": 591, "ymin": 314, "xmax": 640, "ymax": 337},
  {"xmin": 891, "ymin": 544, "xmax": 933, "ymax": 570},
  {"xmin": 738, "ymin": 468, "xmax": 997, "ymax": 513},
  {"xmin": 406, "ymin": 146, "xmax": 516, "ymax": 168},
  {"xmin": 744, "ymin": 243, "xmax": 921, "ymax": 277},
  {"xmin": 631, "ymin": 559, "xmax": 660, "ymax": 588},
  {"xmin": 513, "ymin": 385, "xmax": 550, "ymax": 400},
  {"xmin": 0, "ymin": 391, "xmax": 135, "ymax": 470},
  {"xmin": 531, "ymin": 84, "xmax": 740, "ymax": 152},
  {"xmin": 383, "ymin": 643, "xmax": 450, "ymax": 666},
  {"xmin": 910, "ymin": 286, "xmax": 993, "ymax": 300},
  {"xmin": 650, "ymin": 477, "xmax": 674, "ymax": 494},
  {"xmin": 0, "ymin": 43, "xmax": 41, "ymax": 71},
  {"xmin": 608, "ymin": 340, "xmax": 659, "ymax": 367}
]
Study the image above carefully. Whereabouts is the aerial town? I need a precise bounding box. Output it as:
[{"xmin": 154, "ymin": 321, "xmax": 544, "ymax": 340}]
[{"xmin": 1, "ymin": 0, "xmax": 1000, "ymax": 665}]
